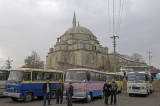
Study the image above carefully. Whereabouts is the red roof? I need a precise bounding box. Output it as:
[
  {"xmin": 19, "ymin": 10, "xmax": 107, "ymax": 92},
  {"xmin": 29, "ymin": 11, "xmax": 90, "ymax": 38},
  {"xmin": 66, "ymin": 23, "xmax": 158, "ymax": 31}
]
[{"xmin": 151, "ymin": 70, "xmax": 160, "ymax": 73}]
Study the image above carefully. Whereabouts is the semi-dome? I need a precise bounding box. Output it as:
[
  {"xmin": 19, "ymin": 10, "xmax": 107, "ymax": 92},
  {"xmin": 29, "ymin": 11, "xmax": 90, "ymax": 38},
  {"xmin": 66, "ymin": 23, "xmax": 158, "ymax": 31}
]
[{"xmin": 63, "ymin": 12, "xmax": 94, "ymax": 36}]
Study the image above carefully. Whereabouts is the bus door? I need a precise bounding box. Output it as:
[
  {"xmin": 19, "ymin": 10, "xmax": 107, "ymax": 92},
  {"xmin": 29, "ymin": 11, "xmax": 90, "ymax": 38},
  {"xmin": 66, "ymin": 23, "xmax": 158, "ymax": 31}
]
[
  {"xmin": 115, "ymin": 75, "xmax": 120, "ymax": 91},
  {"xmin": 23, "ymin": 72, "xmax": 32, "ymax": 95}
]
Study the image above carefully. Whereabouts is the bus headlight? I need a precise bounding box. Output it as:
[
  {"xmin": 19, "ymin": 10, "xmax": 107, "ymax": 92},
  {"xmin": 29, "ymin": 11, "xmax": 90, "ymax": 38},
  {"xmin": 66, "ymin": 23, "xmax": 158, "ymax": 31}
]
[
  {"xmin": 141, "ymin": 87, "xmax": 144, "ymax": 89},
  {"xmin": 15, "ymin": 90, "xmax": 18, "ymax": 93},
  {"xmin": 78, "ymin": 88, "xmax": 85, "ymax": 92}
]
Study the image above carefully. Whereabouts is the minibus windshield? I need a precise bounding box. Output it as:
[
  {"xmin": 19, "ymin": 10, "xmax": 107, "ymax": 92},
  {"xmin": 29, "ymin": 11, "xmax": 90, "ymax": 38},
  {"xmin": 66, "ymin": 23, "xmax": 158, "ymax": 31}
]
[
  {"xmin": 65, "ymin": 70, "xmax": 86, "ymax": 83},
  {"xmin": 106, "ymin": 75, "xmax": 115, "ymax": 82},
  {"xmin": 128, "ymin": 74, "xmax": 146, "ymax": 83},
  {"xmin": 7, "ymin": 71, "xmax": 24, "ymax": 83}
]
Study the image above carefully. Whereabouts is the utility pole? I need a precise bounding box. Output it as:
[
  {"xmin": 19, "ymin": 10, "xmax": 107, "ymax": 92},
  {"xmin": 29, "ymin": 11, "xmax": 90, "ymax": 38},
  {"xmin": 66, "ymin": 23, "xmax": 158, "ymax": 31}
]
[
  {"xmin": 147, "ymin": 51, "xmax": 152, "ymax": 71},
  {"xmin": 111, "ymin": 36, "xmax": 119, "ymax": 72},
  {"xmin": 5, "ymin": 57, "xmax": 13, "ymax": 69}
]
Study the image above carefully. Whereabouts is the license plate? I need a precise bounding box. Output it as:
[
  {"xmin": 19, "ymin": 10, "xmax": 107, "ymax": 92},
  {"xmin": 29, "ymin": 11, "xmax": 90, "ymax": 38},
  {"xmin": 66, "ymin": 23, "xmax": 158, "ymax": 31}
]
[{"xmin": 133, "ymin": 90, "xmax": 138, "ymax": 92}]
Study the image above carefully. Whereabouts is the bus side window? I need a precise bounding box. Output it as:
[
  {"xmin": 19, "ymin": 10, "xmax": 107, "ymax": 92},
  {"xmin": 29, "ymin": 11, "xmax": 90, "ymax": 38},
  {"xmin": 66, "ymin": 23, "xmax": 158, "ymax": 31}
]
[
  {"xmin": 57, "ymin": 73, "xmax": 63, "ymax": 80},
  {"xmin": 0, "ymin": 71, "xmax": 8, "ymax": 81},
  {"xmin": 56, "ymin": 73, "xmax": 58, "ymax": 81},
  {"xmin": 104, "ymin": 75, "xmax": 106, "ymax": 81},
  {"xmin": 50, "ymin": 72, "xmax": 57, "ymax": 81},
  {"xmin": 101, "ymin": 74, "xmax": 104, "ymax": 81},
  {"xmin": 24, "ymin": 72, "xmax": 31, "ymax": 81},
  {"xmin": 42, "ymin": 72, "xmax": 50, "ymax": 81},
  {"xmin": 32, "ymin": 71, "xmax": 42, "ymax": 81},
  {"xmin": 93, "ymin": 72, "xmax": 95, "ymax": 81},
  {"xmin": 120, "ymin": 75, "xmax": 123, "ymax": 81},
  {"xmin": 116, "ymin": 75, "xmax": 120, "ymax": 81},
  {"xmin": 96, "ymin": 73, "xmax": 99, "ymax": 81}
]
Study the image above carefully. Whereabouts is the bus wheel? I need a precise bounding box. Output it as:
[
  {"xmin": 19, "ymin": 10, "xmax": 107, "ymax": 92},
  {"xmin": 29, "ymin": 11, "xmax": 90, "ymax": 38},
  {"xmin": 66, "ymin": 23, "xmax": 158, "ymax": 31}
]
[
  {"xmin": 11, "ymin": 97, "xmax": 18, "ymax": 102},
  {"xmin": 119, "ymin": 87, "xmax": 122, "ymax": 93},
  {"xmin": 129, "ymin": 93, "xmax": 133, "ymax": 97},
  {"xmin": 24, "ymin": 93, "xmax": 33, "ymax": 102},
  {"xmin": 86, "ymin": 94, "xmax": 92, "ymax": 103},
  {"xmin": 100, "ymin": 92, "xmax": 104, "ymax": 99},
  {"xmin": 51, "ymin": 91, "xmax": 56, "ymax": 99},
  {"xmin": 144, "ymin": 93, "xmax": 148, "ymax": 97}
]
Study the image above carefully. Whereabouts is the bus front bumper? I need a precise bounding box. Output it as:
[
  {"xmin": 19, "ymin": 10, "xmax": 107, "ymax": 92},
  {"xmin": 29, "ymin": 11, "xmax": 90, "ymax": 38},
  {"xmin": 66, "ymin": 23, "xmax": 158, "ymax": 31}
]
[
  {"xmin": 63, "ymin": 92, "xmax": 86, "ymax": 99},
  {"xmin": 3, "ymin": 92, "xmax": 21, "ymax": 98},
  {"xmin": 127, "ymin": 89, "xmax": 147, "ymax": 94}
]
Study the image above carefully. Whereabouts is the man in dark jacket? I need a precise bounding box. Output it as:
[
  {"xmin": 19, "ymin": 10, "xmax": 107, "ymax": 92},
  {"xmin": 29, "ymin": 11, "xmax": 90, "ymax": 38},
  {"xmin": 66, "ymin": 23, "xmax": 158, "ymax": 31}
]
[
  {"xmin": 43, "ymin": 80, "xmax": 51, "ymax": 106},
  {"xmin": 67, "ymin": 81, "xmax": 73, "ymax": 106},
  {"xmin": 103, "ymin": 80, "xmax": 111, "ymax": 105},
  {"xmin": 110, "ymin": 78, "xmax": 118, "ymax": 105},
  {"xmin": 56, "ymin": 79, "xmax": 64, "ymax": 104}
]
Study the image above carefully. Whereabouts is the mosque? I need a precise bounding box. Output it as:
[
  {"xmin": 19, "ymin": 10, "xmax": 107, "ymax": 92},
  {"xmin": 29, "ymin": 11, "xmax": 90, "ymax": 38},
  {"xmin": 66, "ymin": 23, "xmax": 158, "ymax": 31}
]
[{"xmin": 46, "ymin": 13, "xmax": 145, "ymax": 71}]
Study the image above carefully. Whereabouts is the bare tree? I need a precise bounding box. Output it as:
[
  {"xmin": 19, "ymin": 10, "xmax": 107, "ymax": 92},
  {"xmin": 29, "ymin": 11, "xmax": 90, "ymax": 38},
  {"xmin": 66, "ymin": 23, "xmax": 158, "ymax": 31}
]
[
  {"xmin": 22, "ymin": 51, "xmax": 44, "ymax": 69},
  {"xmin": 2, "ymin": 57, "xmax": 13, "ymax": 69},
  {"xmin": 130, "ymin": 53, "xmax": 145, "ymax": 63}
]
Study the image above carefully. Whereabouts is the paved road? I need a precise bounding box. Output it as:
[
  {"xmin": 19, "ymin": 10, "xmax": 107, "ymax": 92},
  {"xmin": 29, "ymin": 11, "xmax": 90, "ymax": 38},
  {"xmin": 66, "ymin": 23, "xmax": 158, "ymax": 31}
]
[{"xmin": 0, "ymin": 91, "xmax": 160, "ymax": 106}]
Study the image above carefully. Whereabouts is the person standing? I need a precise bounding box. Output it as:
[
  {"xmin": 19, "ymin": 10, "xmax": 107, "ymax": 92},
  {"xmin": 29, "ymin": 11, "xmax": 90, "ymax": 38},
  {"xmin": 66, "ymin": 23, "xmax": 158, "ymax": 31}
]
[
  {"xmin": 103, "ymin": 81, "xmax": 111, "ymax": 105},
  {"xmin": 67, "ymin": 81, "xmax": 73, "ymax": 106},
  {"xmin": 110, "ymin": 78, "xmax": 118, "ymax": 105},
  {"xmin": 56, "ymin": 79, "xmax": 64, "ymax": 104},
  {"xmin": 43, "ymin": 80, "xmax": 51, "ymax": 106}
]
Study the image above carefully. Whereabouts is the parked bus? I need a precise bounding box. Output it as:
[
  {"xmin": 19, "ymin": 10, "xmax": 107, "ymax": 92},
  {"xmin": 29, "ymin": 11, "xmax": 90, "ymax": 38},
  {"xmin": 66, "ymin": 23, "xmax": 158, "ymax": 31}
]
[
  {"xmin": 0, "ymin": 69, "xmax": 10, "ymax": 95},
  {"xmin": 126, "ymin": 66, "xmax": 153, "ymax": 97},
  {"xmin": 106, "ymin": 73, "xmax": 123, "ymax": 93},
  {"xmin": 3, "ymin": 68, "xmax": 63, "ymax": 102},
  {"xmin": 64, "ymin": 68, "xmax": 106, "ymax": 103},
  {"xmin": 127, "ymin": 71, "xmax": 153, "ymax": 97},
  {"xmin": 117, "ymin": 67, "xmax": 133, "ymax": 78}
]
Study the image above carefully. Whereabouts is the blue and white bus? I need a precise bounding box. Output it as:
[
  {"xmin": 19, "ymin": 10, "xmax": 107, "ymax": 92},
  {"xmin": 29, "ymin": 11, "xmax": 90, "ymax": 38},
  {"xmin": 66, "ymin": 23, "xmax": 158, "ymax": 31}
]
[{"xmin": 3, "ymin": 68, "xmax": 63, "ymax": 102}]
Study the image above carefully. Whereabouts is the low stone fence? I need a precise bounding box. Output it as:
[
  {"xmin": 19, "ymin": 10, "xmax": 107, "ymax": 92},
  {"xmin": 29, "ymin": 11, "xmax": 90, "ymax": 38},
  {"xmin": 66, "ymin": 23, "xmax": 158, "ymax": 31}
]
[{"xmin": 123, "ymin": 78, "xmax": 160, "ymax": 92}]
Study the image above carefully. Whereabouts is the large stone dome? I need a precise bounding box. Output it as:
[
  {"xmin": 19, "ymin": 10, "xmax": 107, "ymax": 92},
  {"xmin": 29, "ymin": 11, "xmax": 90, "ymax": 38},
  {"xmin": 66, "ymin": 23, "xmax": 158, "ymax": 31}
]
[
  {"xmin": 63, "ymin": 12, "xmax": 94, "ymax": 36},
  {"xmin": 64, "ymin": 25, "xmax": 94, "ymax": 36}
]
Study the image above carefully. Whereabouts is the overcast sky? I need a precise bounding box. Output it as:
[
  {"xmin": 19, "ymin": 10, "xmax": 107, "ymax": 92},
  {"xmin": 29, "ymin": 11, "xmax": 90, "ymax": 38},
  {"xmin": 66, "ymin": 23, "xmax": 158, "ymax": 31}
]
[{"xmin": 0, "ymin": 0, "xmax": 160, "ymax": 69}]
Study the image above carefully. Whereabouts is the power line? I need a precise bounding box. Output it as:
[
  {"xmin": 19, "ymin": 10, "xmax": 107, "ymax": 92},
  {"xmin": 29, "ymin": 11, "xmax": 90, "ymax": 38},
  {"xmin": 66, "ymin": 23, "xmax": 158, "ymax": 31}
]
[
  {"xmin": 116, "ymin": 0, "xmax": 124, "ymax": 35},
  {"xmin": 113, "ymin": 0, "xmax": 115, "ymax": 36},
  {"xmin": 107, "ymin": 0, "xmax": 112, "ymax": 37}
]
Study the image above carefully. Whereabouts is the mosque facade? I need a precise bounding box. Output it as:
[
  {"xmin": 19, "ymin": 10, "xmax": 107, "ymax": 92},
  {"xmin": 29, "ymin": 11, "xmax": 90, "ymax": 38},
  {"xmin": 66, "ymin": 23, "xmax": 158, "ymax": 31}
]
[{"xmin": 46, "ymin": 13, "xmax": 145, "ymax": 71}]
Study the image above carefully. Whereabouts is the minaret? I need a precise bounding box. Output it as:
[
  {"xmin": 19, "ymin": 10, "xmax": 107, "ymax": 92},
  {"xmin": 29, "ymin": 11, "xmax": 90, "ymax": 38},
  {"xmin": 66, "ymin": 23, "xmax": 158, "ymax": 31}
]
[{"xmin": 72, "ymin": 12, "xmax": 76, "ymax": 27}]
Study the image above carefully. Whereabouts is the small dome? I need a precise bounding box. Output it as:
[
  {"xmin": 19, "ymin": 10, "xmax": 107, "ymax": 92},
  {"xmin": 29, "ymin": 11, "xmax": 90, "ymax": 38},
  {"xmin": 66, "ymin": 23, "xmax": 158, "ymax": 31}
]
[{"xmin": 64, "ymin": 26, "xmax": 94, "ymax": 36}]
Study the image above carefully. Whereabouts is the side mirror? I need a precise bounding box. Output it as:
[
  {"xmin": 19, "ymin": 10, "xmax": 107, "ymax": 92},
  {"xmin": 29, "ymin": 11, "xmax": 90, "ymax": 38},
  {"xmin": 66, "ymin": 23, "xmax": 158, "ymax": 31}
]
[{"xmin": 146, "ymin": 76, "xmax": 149, "ymax": 81}]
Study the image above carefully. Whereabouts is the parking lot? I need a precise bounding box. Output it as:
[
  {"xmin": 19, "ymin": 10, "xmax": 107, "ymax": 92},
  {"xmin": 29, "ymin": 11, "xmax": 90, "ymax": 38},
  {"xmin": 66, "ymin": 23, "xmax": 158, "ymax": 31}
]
[{"xmin": 0, "ymin": 91, "xmax": 160, "ymax": 106}]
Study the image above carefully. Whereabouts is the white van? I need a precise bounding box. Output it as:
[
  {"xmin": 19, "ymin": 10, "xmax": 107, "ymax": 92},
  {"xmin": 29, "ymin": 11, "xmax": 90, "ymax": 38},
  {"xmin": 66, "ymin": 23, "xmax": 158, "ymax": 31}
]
[{"xmin": 127, "ymin": 71, "xmax": 153, "ymax": 97}]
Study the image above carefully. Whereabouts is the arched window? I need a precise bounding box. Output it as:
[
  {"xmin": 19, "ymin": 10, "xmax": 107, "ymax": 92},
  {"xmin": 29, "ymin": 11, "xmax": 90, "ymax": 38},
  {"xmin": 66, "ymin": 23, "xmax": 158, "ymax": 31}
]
[
  {"xmin": 87, "ymin": 53, "xmax": 95, "ymax": 67},
  {"xmin": 69, "ymin": 53, "xmax": 77, "ymax": 65},
  {"xmin": 95, "ymin": 45, "xmax": 96, "ymax": 50},
  {"xmin": 101, "ymin": 56, "xmax": 105, "ymax": 69}
]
